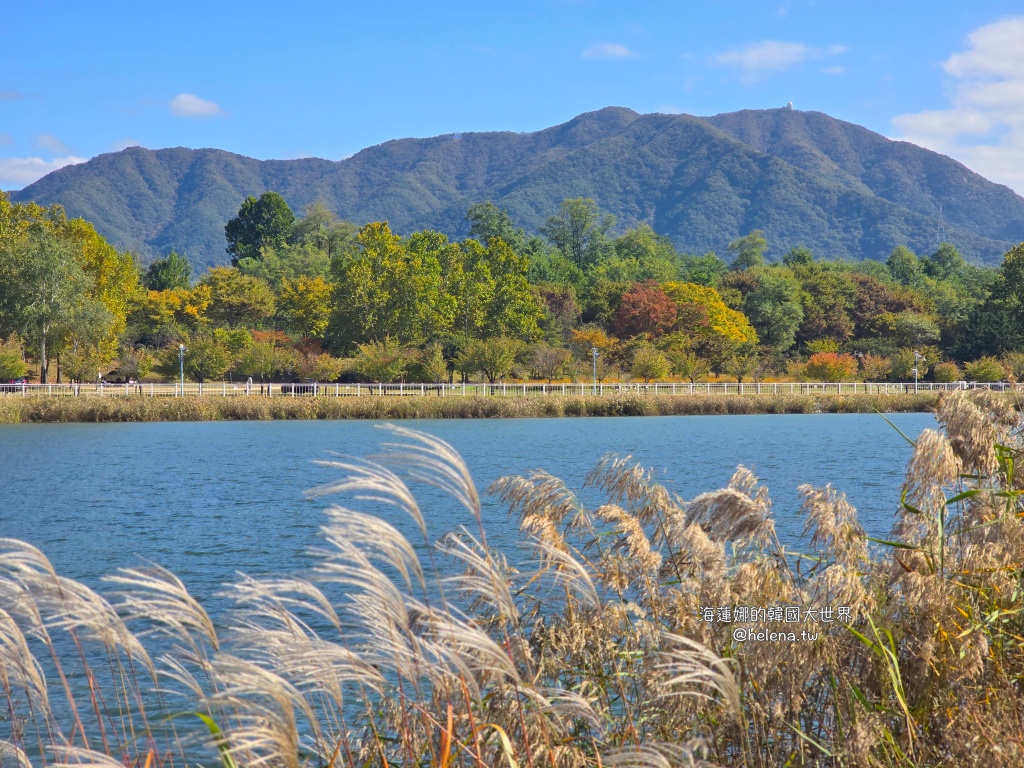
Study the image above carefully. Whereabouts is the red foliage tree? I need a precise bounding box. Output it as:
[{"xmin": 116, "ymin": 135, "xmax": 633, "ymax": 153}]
[{"xmin": 612, "ymin": 281, "xmax": 678, "ymax": 339}]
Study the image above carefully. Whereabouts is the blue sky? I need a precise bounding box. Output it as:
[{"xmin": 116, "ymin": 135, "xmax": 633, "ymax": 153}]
[{"xmin": 2, "ymin": 1, "xmax": 1023, "ymax": 192}]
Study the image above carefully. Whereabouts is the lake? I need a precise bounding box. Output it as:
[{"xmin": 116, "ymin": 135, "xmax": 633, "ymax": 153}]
[{"xmin": 0, "ymin": 413, "xmax": 933, "ymax": 601}]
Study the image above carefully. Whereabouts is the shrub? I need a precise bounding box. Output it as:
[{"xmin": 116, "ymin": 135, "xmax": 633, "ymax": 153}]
[
  {"xmin": 630, "ymin": 344, "xmax": 670, "ymax": 382},
  {"xmin": 1002, "ymin": 351, "xmax": 1024, "ymax": 382},
  {"xmin": 803, "ymin": 351, "xmax": 858, "ymax": 382},
  {"xmin": 858, "ymin": 352, "xmax": 891, "ymax": 381},
  {"xmin": 964, "ymin": 355, "xmax": 1005, "ymax": 382},
  {"xmin": 931, "ymin": 361, "xmax": 962, "ymax": 383}
]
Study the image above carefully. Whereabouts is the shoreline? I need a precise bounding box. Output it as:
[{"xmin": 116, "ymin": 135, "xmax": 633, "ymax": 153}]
[{"xmin": 0, "ymin": 392, "xmax": 954, "ymax": 423}]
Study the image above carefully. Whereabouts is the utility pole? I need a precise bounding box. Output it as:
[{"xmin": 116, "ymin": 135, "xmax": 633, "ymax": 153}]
[
  {"xmin": 592, "ymin": 347, "xmax": 599, "ymax": 394},
  {"xmin": 179, "ymin": 343, "xmax": 187, "ymax": 394}
]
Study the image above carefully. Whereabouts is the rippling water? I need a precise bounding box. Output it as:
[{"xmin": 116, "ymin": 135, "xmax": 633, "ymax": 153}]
[{"xmin": 0, "ymin": 413, "xmax": 934, "ymax": 598}]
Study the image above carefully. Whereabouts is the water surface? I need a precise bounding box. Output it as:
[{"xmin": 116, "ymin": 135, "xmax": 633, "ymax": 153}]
[{"xmin": 0, "ymin": 413, "xmax": 933, "ymax": 598}]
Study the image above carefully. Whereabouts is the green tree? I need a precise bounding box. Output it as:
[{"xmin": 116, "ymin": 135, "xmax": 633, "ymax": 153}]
[
  {"xmin": 200, "ymin": 267, "xmax": 276, "ymax": 328},
  {"xmin": 887, "ymin": 246, "xmax": 923, "ymax": 287},
  {"xmin": 352, "ymin": 337, "xmax": 409, "ymax": 383},
  {"xmin": 529, "ymin": 343, "xmax": 572, "ymax": 382},
  {"xmin": 960, "ymin": 243, "xmax": 1024, "ymax": 357},
  {"xmin": 235, "ymin": 336, "xmax": 296, "ymax": 383},
  {"xmin": 143, "ymin": 252, "xmax": 192, "ymax": 290},
  {"xmin": 924, "ymin": 242, "xmax": 966, "ymax": 280},
  {"xmin": 678, "ymin": 252, "xmax": 727, "ymax": 287},
  {"xmin": 0, "ymin": 336, "xmax": 27, "ymax": 381},
  {"xmin": 0, "ymin": 226, "xmax": 108, "ymax": 382},
  {"xmin": 728, "ymin": 230, "xmax": 767, "ymax": 270},
  {"xmin": 410, "ymin": 343, "xmax": 448, "ymax": 383},
  {"xmin": 630, "ymin": 344, "xmax": 669, "ymax": 383},
  {"xmin": 540, "ymin": 198, "xmax": 614, "ymax": 270},
  {"xmin": 157, "ymin": 336, "xmax": 231, "ymax": 382},
  {"xmin": 741, "ymin": 268, "xmax": 804, "ymax": 351},
  {"xmin": 466, "ymin": 202, "xmax": 526, "ymax": 252},
  {"xmin": 236, "ymin": 242, "xmax": 332, "ymax": 290},
  {"xmin": 225, "ymin": 192, "xmax": 296, "ymax": 265},
  {"xmin": 328, "ymin": 222, "xmax": 433, "ymax": 349},
  {"xmin": 456, "ymin": 337, "xmax": 523, "ymax": 383},
  {"xmin": 782, "ymin": 246, "xmax": 814, "ymax": 267}
]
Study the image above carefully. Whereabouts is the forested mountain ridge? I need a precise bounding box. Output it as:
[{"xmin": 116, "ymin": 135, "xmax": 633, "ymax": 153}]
[{"xmin": 10, "ymin": 107, "xmax": 1024, "ymax": 269}]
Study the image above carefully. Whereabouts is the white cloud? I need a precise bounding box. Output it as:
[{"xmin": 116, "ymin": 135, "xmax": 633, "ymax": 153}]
[
  {"xmin": 713, "ymin": 40, "xmax": 847, "ymax": 81},
  {"xmin": 823, "ymin": 65, "xmax": 846, "ymax": 75},
  {"xmin": 34, "ymin": 133, "xmax": 72, "ymax": 154},
  {"xmin": 582, "ymin": 42, "xmax": 636, "ymax": 59},
  {"xmin": 169, "ymin": 93, "xmax": 224, "ymax": 117},
  {"xmin": 892, "ymin": 16, "xmax": 1024, "ymax": 194},
  {"xmin": 0, "ymin": 155, "xmax": 87, "ymax": 190}
]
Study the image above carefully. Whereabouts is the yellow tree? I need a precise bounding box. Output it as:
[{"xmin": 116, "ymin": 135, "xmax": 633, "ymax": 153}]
[
  {"xmin": 279, "ymin": 276, "xmax": 332, "ymax": 338},
  {"xmin": 661, "ymin": 281, "xmax": 758, "ymax": 344}
]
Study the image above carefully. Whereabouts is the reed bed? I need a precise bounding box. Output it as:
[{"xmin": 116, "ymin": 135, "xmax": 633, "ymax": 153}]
[
  {"xmin": 0, "ymin": 392, "xmax": 943, "ymax": 423},
  {"xmin": 1, "ymin": 390, "xmax": 1023, "ymax": 767}
]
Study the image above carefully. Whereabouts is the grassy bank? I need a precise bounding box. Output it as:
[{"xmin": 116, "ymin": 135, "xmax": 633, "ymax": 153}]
[{"xmin": 0, "ymin": 391, "xmax": 946, "ymax": 422}]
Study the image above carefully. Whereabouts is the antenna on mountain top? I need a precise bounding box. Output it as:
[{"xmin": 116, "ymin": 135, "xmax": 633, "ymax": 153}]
[
  {"xmin": 786, "ymin": 102, "xmax": 793, "ymax": 110},
  {"xmin": 937, "ymin": 203, "xmax": 946, "ymax": 245}
]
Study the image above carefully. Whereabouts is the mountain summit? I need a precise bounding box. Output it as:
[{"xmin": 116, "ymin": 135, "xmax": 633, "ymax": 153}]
[{"xmin": 11, "ymin": 107, "xmax": 1024, "ymax": 268}]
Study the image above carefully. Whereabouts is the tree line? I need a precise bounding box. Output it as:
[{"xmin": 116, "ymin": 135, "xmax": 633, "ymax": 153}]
[{"xmin": 2, "ymin": 190, "xmax": 1024, "ymax": 385}]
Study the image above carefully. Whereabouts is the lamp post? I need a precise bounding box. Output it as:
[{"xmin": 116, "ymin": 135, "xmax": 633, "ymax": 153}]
[
  {"xmin": 913, "ymin": 350, "xmax": 925, "ymax": 393},
  {"xmin": 178, "ymin": 343, "xmax": 186, "ymax": 394},
  {"xmin": 591, "ymin": 347, "xmax": 599, "ymax": 394}
]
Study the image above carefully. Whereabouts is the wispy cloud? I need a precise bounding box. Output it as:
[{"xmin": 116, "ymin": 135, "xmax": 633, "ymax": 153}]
[
  {"xmin": 713, "ymin": 41, "xmax": 847, "ymax": 81},
  {"xmin": 582, "ymin": 42, "xmax": 636, "ymax": 60},
  {"xmin": 0, "ymin": 89, "xmax": 24, "ymax": 101},
  {"xmin": 0, "ymin": 133, "xmax": 13, "ymax": 146},
  {"xmin": 34, "ymin": 134, "xmax": 72, "ymax": 154},
  {"xmin": 0, "ymin": 155, "xmax": 87, "ymax": 190},
  {"xmin": 892, "ymin": 16, "xmax": 1024, "ymax": 194},
  {"xmin": 823, "ymin": 65, "xmax": 846, "ymax": 75},
  {"xmin": 169, "ymin": 93, "xmax": 224, "ymax": 117}
]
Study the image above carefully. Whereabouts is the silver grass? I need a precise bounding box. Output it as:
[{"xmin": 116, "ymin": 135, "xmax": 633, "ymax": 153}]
[
  {"xmin": 0, "ymin": 543, "xmax": 152, "ymax": 672},
  {"xmin": 491, "ymin": 471, "xmax": 586, "ymax": 532},
  {"xmin": 317, "ymin": 506, "xmax": 426, "ymax": 593},
  {"xmin": 48, "ymin": 746, "xmax": 127, "ymax": 768},
  {"xmin": 657, "ymin": 633, "xmax": 741, "ymax": 725},
  {"xmin": 524, "ymin": 539, "xmax": 599, "ymax": 609},
  {"xmin": 307, "ymin": 456, "xmax": 427, "ymax": 538},
  {"xmin": 0, "ymin": 741, "xmax": 32, "ymax": 768},
  {"xmin": 375, "ymin": 424, "xmax": 484, "ymax": 528},
  {"xmin": 0, "ymin": 607, "xmax": 49, "ymax": 714},
  {"xmin": 204, "ymin": 655, "xmax": 315, "ymax": 768},
  {"xmin": 602, "ymin": 742, "xmax": 717, "ymax": 768},
  {"xmin": 103, "ymin": 564, "xmax": 219, "ymax": 653},
  {"xmin": 224, "ymin": 574, "xmax": 343, "ymax": 635},
  {"xmin": 438, "ymin": 530, "xmax": 519, "ymax": 622}
]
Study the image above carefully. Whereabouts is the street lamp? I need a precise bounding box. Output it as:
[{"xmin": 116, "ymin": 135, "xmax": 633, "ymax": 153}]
[
  {"xmin": 178, "ymin": 343, "xmax": 187, "ymax": 394},
  {"xmin": 913, "ymin": 350, "xmax": 925, "ymax": 393},
  {"xmin": 591, "ymin": 347, "xmax": 599, "ymax": 394}
]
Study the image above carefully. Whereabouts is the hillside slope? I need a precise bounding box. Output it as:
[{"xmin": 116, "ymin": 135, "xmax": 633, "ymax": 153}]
[{"xmin": 11, "ymin": 107, "xmax": 1024, "ymax": 269}]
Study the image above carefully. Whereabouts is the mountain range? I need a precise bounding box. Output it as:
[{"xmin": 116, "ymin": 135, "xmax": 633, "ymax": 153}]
[{"xmin": 10, "ymin": 107, "xmax": 1024, "ymax": 269}]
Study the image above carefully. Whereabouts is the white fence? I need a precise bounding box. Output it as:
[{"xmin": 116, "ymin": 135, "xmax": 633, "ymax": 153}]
[{"xmin": 0, "ymin": 380, "xmax": 1010, "ymax": 398}]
